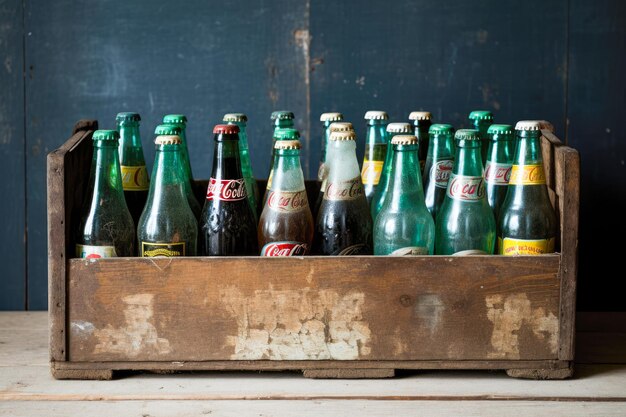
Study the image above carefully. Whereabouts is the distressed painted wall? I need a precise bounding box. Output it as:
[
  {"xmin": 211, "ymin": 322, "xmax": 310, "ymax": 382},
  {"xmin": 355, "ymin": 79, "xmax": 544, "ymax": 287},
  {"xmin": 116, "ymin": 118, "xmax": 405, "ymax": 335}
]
[{"xmin": 0, "ymin": 0, "xmax": 624, "ymax": 310}]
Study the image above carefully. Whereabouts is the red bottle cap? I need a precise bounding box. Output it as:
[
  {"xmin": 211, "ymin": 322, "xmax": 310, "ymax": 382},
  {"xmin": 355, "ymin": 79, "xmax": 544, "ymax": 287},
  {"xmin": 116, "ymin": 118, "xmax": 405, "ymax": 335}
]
[{"xmin": 213, "ymin": 124, "xmax": 240, "ymax": 134}]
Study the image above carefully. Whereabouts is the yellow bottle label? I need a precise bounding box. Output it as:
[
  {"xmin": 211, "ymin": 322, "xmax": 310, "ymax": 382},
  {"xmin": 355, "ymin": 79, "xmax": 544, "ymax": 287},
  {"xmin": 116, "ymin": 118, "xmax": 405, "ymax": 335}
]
[
  {"xmin": 499, "ymin": 237, "xmax": 555, "ymax": 256},
  {"xmin": 361, "ymin": 160, "xmax": 384, "ymax": 185},
  {"xmin": 141, "ymin": 242, "xmax": 186, "ymax": 257},
  {"xmin": 121, "ymin": 165, "xmax": 149, "ymax": 191},
  {"xmin": 508, "ymin": 164, "xmax": 546, "ymax": 185}
]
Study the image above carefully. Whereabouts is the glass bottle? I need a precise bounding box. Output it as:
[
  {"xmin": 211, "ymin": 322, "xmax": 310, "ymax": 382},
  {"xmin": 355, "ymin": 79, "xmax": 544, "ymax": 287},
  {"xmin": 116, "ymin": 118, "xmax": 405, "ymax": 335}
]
[
  {"xmin": 163, "ymin": 114, "xmax": 194, "ymax": 180},
  {"xmin": 374, "ymin": 135, "xmax": 435, "ymax": 255},
  {"xmin": 484, "ymin": 124, "xmax": 515, "ymax": 224},
  {"xmin": 224, "ymin": 113, "xmax": 258, "ymax": 219},
  {"xmin": 262, "ymin": 128, "xmax": 301, "ymax": 208},
  {"xmin": 435, "ymin": 129, "xmax": 496, "ymax": 255},
  {"xmin": 319, "ymin": 112, "xmax": 344, "ymax": 183},
  {"xmin": 498, "ymin": 121, "xmax": 557, "ymax": 255},
  {"xmin": 408, "ymin": 111, "xmax": 433, "ymax": 174},
  {"xmin": 138, "ymin": 135, "xmax": 197, "ymax": 257},
  {"xmin": 468, "ymin": 110, "xmax": 494, "ymax": 166},
  {"xmin": 423, "ymin": 124, "xmax": 455, "ymax": 221},
  {"xmin": 76, "ymin": 130, "xmax": 134, "ymax": 258},
  {"xmin": 361, "ymin": 111, "xmax": 389, "ymax": 204}
]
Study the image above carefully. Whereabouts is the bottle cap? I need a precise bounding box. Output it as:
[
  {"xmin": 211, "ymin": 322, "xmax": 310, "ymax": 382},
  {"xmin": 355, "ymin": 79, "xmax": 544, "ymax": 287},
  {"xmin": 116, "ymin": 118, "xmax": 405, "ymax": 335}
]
[
  {"xmin": 154, "ymin": 124, "xmax": 182, "ymax": 136},
  {"xmin": 155, "ymin": 135, "xmax": 182, "ymax": 145},
  {"xmin": 329, "ymin": 130, "xmax": 357, "ymax": 141},
  {"xmin": 429, "ymin": 124, "xmax": 455, "ymax": 135},
  {"xmin": 274, "ymin": 140, "xmax": 301, "ymax": 150},
  {"xmin": 391, "ymin": 135, "xmax": 418, "ymax": 145},
  {"xmin": 364, "ymin": 110, "xmax": 388, "ymax": 120},
  {"xmin": 92, "ymin": 130, "xmax": 119, "ymax": 142},
  {"xmin": 487, "ymin": 124, "xmax": 514, "ymax": 137},
  {"xmin": 163, "ymin": 114, "xmax": 188, "ymax": 125},
  {"xmin": 223, "ymin": 113, "xmax": 248, "ymax": 123},
  {"xmin": 328, "ymin": 122, "xmax": 354, "ymax": 132},
  {"xmin": 386, "ymin": 122, "xmax": 412, "ymax": 133},
  {"xmin": 274, "ymin": 128, "xmax": 300, "ymax": 140},
  {"xmin": 408, "ymin": 111, "xmax": 432, "ymax": 121},
  {"xmin": 454, "ymin": 129, "xmax": 481, "ymax": 141},
  {"xmin": 213, "ymin": 124, "xmax": 240, "ymax": 135},
  {"xmin": 526, "ymin": 120, "xmax": 555, "ymax": 133},
  {"xmin": 271, "ymin": 111, "xmax": 295, "ymax": 121},
  {"xmin": 320, "ymin": 112, "xmax": 343, "ymax": 122},
  {"xmin": 468, "ymin": 110, "xmax": 494, "ymax": 122},
  {"xmin": 515, "ymin": 120, "xmax": 542, "ymax": 131},
  {"xmin": 116, "ymin": 112, "xmax": 141, "ymax": 123}
]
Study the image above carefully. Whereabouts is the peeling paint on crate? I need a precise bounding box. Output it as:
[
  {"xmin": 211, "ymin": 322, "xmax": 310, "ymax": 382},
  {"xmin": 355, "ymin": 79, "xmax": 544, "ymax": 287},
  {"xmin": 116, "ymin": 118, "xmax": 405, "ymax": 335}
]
[
  {"xmin": 92, "ymin": 293, "xmax": 171, "ymax": 357},
  {"xmin": 70, "ymin": 320, "xmax": 95, "ymax": 338},
  {"xmin": 486, "ymin": 293, "xmax": 559, "ymax": 359},
  {"xmin": 415, "ymin": 294, "xmax": 445, "ymax": 334},
  {"xmin": 220, "ymin": 287, "xmax": 372, "ymax": 360}
]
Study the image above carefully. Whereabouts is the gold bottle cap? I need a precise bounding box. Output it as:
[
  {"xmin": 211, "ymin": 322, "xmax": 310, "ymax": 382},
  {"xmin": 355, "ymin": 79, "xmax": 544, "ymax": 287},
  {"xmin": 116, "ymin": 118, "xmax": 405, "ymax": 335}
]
[
  {"xmin": 155, "ymin": 135, "xmax": 181, "ymax": 145},
  {"xmin": 329, "ymin": 130, "xmax": 357, "ymax": 141},
  {"xmin": 364, "ymin": 110, "xmax": 389, "ymax": 120},
  {"xmin": 391, "ymin": 135, "xmax": 418, "ymax": 145},
  {"xmin": 386, "ymin": 122, "xmax": 412, "ymax": 133},
  {"xmin": 274, "ymin": 140, "xmax": 301, "ymax": 150},
  {"xmin": 329, "ymin": 122, "xmax": 354, "ymax": 132},
  {"xmin": 320, "ymin": 112, "xmax": 343, "ymax": 122},
  {"xmin": 408, "ymin": 111, "xmax": 432, "ymax": 121}
]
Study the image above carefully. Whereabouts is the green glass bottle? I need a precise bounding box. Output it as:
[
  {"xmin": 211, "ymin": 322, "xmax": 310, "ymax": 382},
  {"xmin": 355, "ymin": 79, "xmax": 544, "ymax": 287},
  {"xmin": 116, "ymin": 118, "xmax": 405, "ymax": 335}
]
[
  {"xmin": 154, "ymin": 124, "xmax": 201, "ymax": 220},
  {"xmin": 468, "ymin": 110, "xmax": 494, "ymax": 166},
  {"xmin": 138, "ymin": 135, "xmax": 197, "ymax": 257},
  {"xmin": 408, "ymin": 111, "xmax": 433, "ymax": 174},
  {"xmin": 422, "ymin": 124, "xmax": 455, "ymax": 221},
  {"xmin": 361, "ymin": 111, "xmax": 389, "ymax": 204},
  {"xmin": 163, "ymin": 114, "xmax": 194, "ymax": 181},
  {"xmin": 484, "ymin": 124, "xmax": 515, "ymax": 224},
  {"xmin": 370, "ymin": 122, "xmax": 412, "ymax": 219},
  {"xmin": 268, "ymin": 110, "xmax": 295, "ymax": 171},
  {"xmin": 262, "ymin": 128, "xmax": 300, "ymax": 208},
  {"xmin": 116, "ymin": 112, "xmax": 149, "ymax": 226},
  {"xmin": 435, "ymin": 129, "xmax": 495, "ymax": 255},
  {"xmin": 498, "ymin": 121, "xmax": 557, "ymax": 255},
  {"xmin": 224, "ymin": 113, "xmax": 258, "ymax": 219},
  {"xmin": 319, "ymin": 112, "xmax": 344, "ymax": 182},
  {"xmin": 374, "ymin": 135, "xmax": 435, "ymax": 255},
  {"xmin": 76, "ymin": 130, "xmax": 135, "ymax": 258}
]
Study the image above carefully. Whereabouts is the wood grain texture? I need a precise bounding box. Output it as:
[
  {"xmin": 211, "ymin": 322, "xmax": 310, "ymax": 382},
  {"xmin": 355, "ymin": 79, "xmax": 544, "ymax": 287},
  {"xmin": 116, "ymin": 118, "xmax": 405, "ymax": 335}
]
[
  {"xmin": 0, "ymin": 0, "xmax": 26, "ymax": 310},
  {"xmin": 66, "ymin": 256, "xmax": 561, "ymax": 362},
  {"xmin": 47, "ymin": 120, "xmax": 96, "ymax": 361}
]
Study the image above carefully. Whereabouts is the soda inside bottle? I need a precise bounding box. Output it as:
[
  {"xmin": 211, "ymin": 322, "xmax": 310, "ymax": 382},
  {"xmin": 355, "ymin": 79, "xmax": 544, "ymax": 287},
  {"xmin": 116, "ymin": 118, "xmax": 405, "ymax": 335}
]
[{"xmin": 361, "ymin": 111, "xmax": 389, "ymax": 204}]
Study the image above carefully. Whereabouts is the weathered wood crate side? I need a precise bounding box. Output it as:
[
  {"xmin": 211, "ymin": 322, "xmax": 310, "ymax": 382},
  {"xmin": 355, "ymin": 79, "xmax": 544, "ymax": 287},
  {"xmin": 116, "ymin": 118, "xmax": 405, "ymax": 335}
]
[{"xmin": 48, "ymin": 122, "xmax": 579, "ymax": 380}]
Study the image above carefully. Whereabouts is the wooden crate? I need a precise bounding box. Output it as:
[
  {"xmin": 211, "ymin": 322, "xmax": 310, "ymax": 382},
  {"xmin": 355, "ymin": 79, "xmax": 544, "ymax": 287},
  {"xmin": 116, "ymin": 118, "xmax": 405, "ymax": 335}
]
[{"xmin": 47, "ymin": 120, "xmax": 580, "ymax": 380}]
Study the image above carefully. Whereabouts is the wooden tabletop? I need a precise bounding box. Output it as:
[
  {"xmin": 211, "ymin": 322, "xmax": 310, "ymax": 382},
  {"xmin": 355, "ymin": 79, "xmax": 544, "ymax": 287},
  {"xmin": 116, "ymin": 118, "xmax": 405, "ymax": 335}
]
[{"xmin": 1, "ymin": 312, "xmax": 625, "ymax": 416}]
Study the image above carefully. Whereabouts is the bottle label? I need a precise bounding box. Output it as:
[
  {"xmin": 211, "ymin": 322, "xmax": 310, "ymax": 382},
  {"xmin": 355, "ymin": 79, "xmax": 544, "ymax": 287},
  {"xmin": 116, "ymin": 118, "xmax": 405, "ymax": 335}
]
[
  {"xmin": 267, "ymin": 190, "xmax": 309, "ymax": 213},
  {"xmin": 500, "ymin": 237, "xmax": 555, "ymax": 256},
  {"xmin": 121, "ymin": 165, "xmax": 149, "ymax": 191},
  {"xmin": 431, "ymin": 160, "xmax": 454, "ymax": 188},
  {"xmin": 484, "ymin": 161, "xmax": 512, "ymax": 185},
  {"xmin": 446, "ymin": 174, "xmax": 486, "ymax": 202},
  {"xmin": 324, "ymin": 176, "xmax": 365, "ymax": 201},
  {"xmin": 76, "ymin": 244, "xmax": 117, "ymax": 259},
  {"xmin": 141, "ymin": 242, "xmax": 186, "ymax": 257},
  {"xmin": 390, "ymin": 246, "xmax": 429, "ymax": 256},
  {"xmin": 334, "ymin": 244, "xmax": 367, "ymax": 256},
  {"xmin": 508, "ymin": 164, "xmax": 546, "ymax": 185},
  {"xmin": 261, "ymin": 241, "xmax": 309, "ymax": 256},
  {"xmin": 361, "ymin": 160, "xmax": 384, "ymax": 185},
  {"xmin": 206, "ymin": 178, "xmax": 247, "ymax": 201}
]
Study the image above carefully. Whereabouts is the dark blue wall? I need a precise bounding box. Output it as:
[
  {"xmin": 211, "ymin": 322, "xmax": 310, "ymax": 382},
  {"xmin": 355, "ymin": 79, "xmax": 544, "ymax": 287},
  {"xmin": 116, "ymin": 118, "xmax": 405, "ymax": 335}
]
[{"xmin": 1, "ymin": 0, "xmax": 624, "ymax": 310}]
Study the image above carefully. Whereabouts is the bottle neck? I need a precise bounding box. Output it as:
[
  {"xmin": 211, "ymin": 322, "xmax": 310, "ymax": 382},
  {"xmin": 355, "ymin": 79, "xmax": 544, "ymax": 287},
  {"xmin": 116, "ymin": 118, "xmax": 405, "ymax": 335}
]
[
  {"xmin": 118, "ymin": 123, "xmax": 142, "ymax": 147},
  {"xmin": 232, "ymin": 122, "xmax": 249, "ymax": 151},
  {"xmin": 327, "ymin": 140, "xmax": 360, "ymax": 181},
  {"xmin": 212, "ymin": 139, "xmax": 243, "ymax": 179},
  {"xmin": 272, "ymin": 149, "xmax": 305, "ymax": 191},
  {"xmin": 387, "ymin": 144, "xmax": 423, "ymax": 210},
  {"xmin": 413, "ymin": 120, "xmax": 431, "ymax": 138},
  {"xmin": 487, "ymin": 138, "xmax": 514, "ymax": 163},
  {"xmin": 274, "ymin": 119, "xmax": 294, "ymax": 130},
  {"xmin": 321, "ymin": 121, "xmax": 331, "ymax": 162},
  {"xmin": 366, "ymin": 121, "xmax": 387, "ymax": 147},
  {"xmin": 454, "ymin": 142, "xmax": 483, "ymax": 176},
  {"xmin": 428, "ymin": 134, "xmax": 454, "ymax": 159},
  {"xmin": 91, "ymin": 143, "xmax": 125, "ymax": 197},
  {"xmin": 151, "ymin": 145, "xmax": 185, "ymax": 187},
  {"xmin": 473, "ymin": 120, "xmax": 491, "ymax": 136},
  {"xmin": 514, "ymin": 132, "xmax": 543, "ymax": 165}
]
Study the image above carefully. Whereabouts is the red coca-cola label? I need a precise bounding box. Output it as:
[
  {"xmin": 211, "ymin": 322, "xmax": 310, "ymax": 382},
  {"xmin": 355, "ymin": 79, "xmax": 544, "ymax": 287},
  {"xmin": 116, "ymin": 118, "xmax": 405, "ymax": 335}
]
[
  {"xmin": 446, "ymin": 174, "xmax": 486, "ymax": 202},
  {"xmin": 206, "ymin": 178, "xmax": 247, "ymax": 201},
  {"xmin": 431, "ymin": 160, "xmax": 454, "ymax": 188},
  {"xmin": 484, "ymin": 161, "xmax": 512, "ymax": 185},
  {"xmin": 324, "ymin": 176, "xmax": 365, "ymax": 201},
  {"xmin": 261, "ymin": 242, "xmax": 309, "ymax": 256},
  {"xmin": 267, "ymin": 190, "xmax": 309, "ymax": 212}
]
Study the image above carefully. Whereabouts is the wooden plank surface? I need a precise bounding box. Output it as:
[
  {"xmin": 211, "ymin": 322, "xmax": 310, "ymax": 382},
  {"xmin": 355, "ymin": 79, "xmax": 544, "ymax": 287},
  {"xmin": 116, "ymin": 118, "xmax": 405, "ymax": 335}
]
[
  {"xmin": 66, "ymin": 256, "xmax": 560, "ymax": 362},
  {"xmin": 0, "ymin": 0, "xmax": 26, "ymax": 310},
  {"xmin": 2, "ymin": 312, "xmax": 626, "ymax": 417}
]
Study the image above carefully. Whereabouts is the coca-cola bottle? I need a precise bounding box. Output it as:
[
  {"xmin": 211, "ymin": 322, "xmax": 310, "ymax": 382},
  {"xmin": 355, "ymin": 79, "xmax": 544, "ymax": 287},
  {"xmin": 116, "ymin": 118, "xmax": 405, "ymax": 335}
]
[
  {"xmin": 468, "ymin": 110, "xmax": 494, "ymax": 166},
  {"xmin": 262, "ymin": 128, "xmax": 301, "ymax": 208},
  {"xmin": 258, "ymin": 138, "xmax": 313, "ymax": 256},
  {"xmin": 484, "ymin": 124, "xmax": 515, "ymax": 223},
  {"xmin": 314, "ymin": 130, "xmax": 373, "ymax": 255},
  {"xmin": 435, "ymin": 129, "xmax": 496, "ymax": 255},
  {"xmin": 408, "ymin": 111, "xmax": 433, "ymax": 174},
  {"xmin": 423, "ymin": 124, "xmax": 455, "ymax": 220},
  {"xmin": 200, "ymin": 124, "xmax": 258, "ymax": 256}
]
